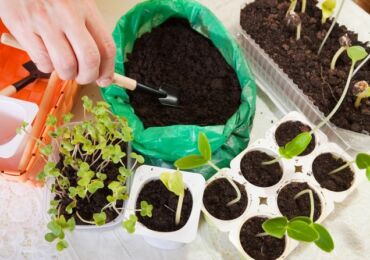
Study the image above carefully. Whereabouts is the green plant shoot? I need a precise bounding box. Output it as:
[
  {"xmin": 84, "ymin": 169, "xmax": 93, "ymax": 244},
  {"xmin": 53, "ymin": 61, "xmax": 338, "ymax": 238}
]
[
  {"xmin": 330, "ymin": 34, "xmax": 351, "ymax": 70},
  {"xmin": 160, "ymin": 170, "xmax": 185, "ymax": 225},
  {"xmin": 321, "ymin": 0, "xmax": 336, "ymax": 24},
  {"xmin": 261, "ymin": 216, "xmax": 334, "ymax": 252},
  {"xmin": 267, "ymin": 46, "xmax": 368, "ymax": 164},
  {"xmin": 174, "ymin": 132, "xmax": 241, "ymax": 206},
  {"xmin": 329, "ymin": 152, "xmax": 370, "ymax": 181}
]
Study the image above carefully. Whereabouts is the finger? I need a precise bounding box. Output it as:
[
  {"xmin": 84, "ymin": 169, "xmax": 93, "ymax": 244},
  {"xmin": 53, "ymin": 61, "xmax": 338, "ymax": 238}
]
[
  {"xmin": 62, "ymin": 19, "xmax": 101, "ymax": 85},
  {"xmin": 85, "ymin": 4, "xmax": 116, "ymax": 86}
]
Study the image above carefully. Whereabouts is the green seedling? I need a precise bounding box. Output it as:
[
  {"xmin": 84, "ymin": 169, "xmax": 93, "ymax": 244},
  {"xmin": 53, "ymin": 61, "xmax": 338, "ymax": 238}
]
[
  {"xmin": 329, "ymin": 152, "xmax": 370, "ymax": 181},
  {"xmin": 264, "ymin": 46, "xmax": 368, "ymax": 165},
  {"xmin": 260, "ymin": 216, "xmax": 334, "ymax": 252},
  {"xmin": 259, "ymin": 186, "xmax": 334, "ymax": 252},
  {"xmin": 286, "ymin": 11, "xmax": 302, "ymax": 41},
  {"xmin": 17, "ymin": 96, "xmax": 151, "ymax": 250},
  {"xmin": 174, "ymin": 132, "xmax": 241, "ymax": 206},
  {"xmin": 160, "ymin": 170, "xmax": 186, "ymax": 225},
  {"xmin": 352, "ymin": 81, "xmax": 370, "ymax": 108},
  {"xmin": 318, "ymin": 0, "xmax": 346, "ymax": 55},
  {"xmin": 330, "ymin": 34, "xmax": 351, "ymax": 70},
  {"xmin": 287, "ymin": 0, "xmax": 307, "ymax": 14},
  {"xmin": 321, "ymin": 0, "xmax": 336, "ymax": 24}
]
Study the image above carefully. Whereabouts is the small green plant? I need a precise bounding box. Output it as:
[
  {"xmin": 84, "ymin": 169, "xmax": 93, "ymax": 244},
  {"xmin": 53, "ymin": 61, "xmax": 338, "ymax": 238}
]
[
  {"xmin": 321, "ymin": 0, "xmax": 336, "ymax": 24},
  {"xmin": 260, "ymin": 216, "xmax": 334, "ymax": 252},
  {"xmin": 318, "ymin": 0, "xmax": 346, "ymax": 55},
  {"xmin": 352, "ymin": 80, "xmax": 370, "ymax": 108},
  {"xmin": 264, "ymin": 46, "xmax": 368, "ymax": 165},
  {"xmin": 329, "ymin": 152, "xmax": 370, "ymax": 181},
  {"xmin": 174, "ymin": 132, "xmax": 241, "ymax": 206},
  {"xmin": 160, "ymin": 170, "xmax": 186, "ymax": 225},
  {"xmin": 330, "ymin": 34, "xmax": 351, "ymax": 70},
  {"xmin": 17, "ymin": 96, "xmax": 152, "ymax": 250},
  {"xmin": 258, "ymin": 186, "xmax": 334, "ymax": 252}
]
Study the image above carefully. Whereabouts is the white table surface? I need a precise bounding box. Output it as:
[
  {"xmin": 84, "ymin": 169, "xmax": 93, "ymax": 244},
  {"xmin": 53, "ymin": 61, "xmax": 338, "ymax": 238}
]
[{"xmin": 1, "ymin": 0, "xmax": 369, "ymax": 259}]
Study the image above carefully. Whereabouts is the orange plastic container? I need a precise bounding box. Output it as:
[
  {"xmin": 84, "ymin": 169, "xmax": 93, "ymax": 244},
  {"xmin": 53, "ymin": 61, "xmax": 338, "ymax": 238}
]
[{"xmin": 0, "ymin": 21, "xmax": 79, "ymax": 186}]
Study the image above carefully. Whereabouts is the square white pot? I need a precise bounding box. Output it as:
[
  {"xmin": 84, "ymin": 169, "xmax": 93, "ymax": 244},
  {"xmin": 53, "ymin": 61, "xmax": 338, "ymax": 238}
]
[{"xmin": 123, "ymin": 165, "xmax": 205, "ymax": 250}]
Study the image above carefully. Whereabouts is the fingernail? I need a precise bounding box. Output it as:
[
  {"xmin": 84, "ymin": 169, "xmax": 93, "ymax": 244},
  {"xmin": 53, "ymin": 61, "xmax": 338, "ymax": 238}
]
[{"xmin": 97, "ymin": 78, "xmax": 112, "ymax": 87}]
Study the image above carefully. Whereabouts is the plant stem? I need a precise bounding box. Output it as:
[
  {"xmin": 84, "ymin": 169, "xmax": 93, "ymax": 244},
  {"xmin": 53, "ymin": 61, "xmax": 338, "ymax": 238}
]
[
  {"xmin": 329, "ymin": 160, "xmax": 353, "ymax": 175},
  {"xmin": 353, "ymin": 54, "xmax": 370, "ymax": 78},
  {"xmin": 294, "ymin": 189, "xmax": 314, "ymax": 221},
  {"xmin": 175, "ymin": 193, "xmax": 184, "ymax": 225},
  {"xmin": 318, "ymin": 0, "xmax": 346, "ymax": 55},
  {"xmin": 296, "ymin": 23, "xmax": 302, "ymax": 41},
  {"xmin": 207, "ymin": 161, "xmax": 241, "ymax": 206},
  {"xmin": 287, "ymin": 0, "xmax": 298, "ymax": 15},
  {"xmin": 311, "ymin": 61, "xmax": 356, "ymax": 133},
  {"xmin": 330, "ymin": 46, "xmax": 347, "ymax": 70},
  {"xmin": 255, "ymin": 232, "xmax": 269, "ymax": 238},
  {"xmin": 301, "ymin": 0, "xmax": 307, "ymax": 13},
  {"xmin": 76, "ymin": 211, "xmax": 95, "ymax": 225},
  {"xmin": 262, "ymin": 157, "xmax": 280, "ymax": 166},
  {"xmin": 355, "ymin": 90, "xmax": 370, "ymax": 108}
]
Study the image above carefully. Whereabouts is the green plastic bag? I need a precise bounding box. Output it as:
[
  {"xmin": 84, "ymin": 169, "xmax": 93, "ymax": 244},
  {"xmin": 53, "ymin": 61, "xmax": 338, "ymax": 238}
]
[{"xmin": 101, "ymin": 0, "xmax": 256, "ymax": 180}]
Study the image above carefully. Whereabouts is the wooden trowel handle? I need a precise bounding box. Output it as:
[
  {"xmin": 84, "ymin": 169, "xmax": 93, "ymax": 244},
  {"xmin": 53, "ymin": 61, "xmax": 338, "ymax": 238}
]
[
  {"xmin": 0, "ymin": 85, "xmax": 17, "ymax": 96},
  {"xmin": 112, "ymin": 73, "xmax": 137, "ymax": 91}
]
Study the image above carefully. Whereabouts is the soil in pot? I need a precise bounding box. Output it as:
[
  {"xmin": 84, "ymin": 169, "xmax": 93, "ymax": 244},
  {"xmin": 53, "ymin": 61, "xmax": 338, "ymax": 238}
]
[
  {"xmin": 275, "ymin": 121, "xmax": 316, "ymax": 156},
  {"xmin": 312, "ymin": 153, "xmax": 354, "ymax": 192},
  {"xmin": 239, "ymin": 216, "xmax": 286, "ymax": 260},
  {"xmin": 55, "ymin": 144, "xmax": 127, "ymax": 225},
  {"xmin": 240, "ymin": 150, "xmax": 283, "ymax": 187},
  {"xmin": 136, "ymin": 179, "xmax": 193, "ymax": 232},
  {"xmin": 277, "ymin": 182, "xmax": 322, "ymax": 221},
  {"xmin": 241, "ymin": 0, "xmax": 370, "ymax": 134},
  {"xmin": 124, "ymin": 18, "xmax": 241, "ymax": 127},
  {"xmin": 203, "ymin": 178, "xmax": 248, "ymax": 220}
]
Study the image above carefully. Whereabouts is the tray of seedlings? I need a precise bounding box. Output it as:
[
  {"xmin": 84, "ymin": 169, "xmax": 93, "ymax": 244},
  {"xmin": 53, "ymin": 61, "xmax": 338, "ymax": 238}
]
[
  {"xmin": 238, "ymin": 0, "xmax": 370, "ymax": 151},
  {"xmin": 169, "ymin": 106, "xmax": 370, "ymax": 259}
]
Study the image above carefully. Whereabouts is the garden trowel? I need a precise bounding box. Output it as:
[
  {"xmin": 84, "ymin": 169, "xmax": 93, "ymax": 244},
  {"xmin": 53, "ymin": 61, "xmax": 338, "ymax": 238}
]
[
  {"xmin": 112, "ymin": 73, "xmax": 180, "ymax": 107},
  {"xmin": 0, "ymin": 61, "xmax": 51, "ymax": 96}
]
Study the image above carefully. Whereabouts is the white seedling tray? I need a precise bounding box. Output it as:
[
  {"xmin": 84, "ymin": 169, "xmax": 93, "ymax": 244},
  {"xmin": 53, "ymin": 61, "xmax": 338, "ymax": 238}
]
[
  {"xmin": 201, "ymin": 111, "xmax": 365, "ymax": 259},
  {"xmin": 120, "ymin": 165, "xmax": 205, "ymax": 250},
  {"xmin": 0, "ymin": 95, "xmax": 38, "ymax": 159}
]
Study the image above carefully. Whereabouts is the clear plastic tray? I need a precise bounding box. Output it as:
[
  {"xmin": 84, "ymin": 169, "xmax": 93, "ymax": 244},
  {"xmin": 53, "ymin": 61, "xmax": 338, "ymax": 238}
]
[{"xmin": 237, "ymin": 26, "xmax": 370, "ymax": 152}]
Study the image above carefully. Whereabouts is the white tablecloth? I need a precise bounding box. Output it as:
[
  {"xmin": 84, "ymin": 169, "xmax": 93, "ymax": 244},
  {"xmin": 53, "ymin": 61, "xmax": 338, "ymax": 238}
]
[{"xmin": 1, "ymin": 0, "xmax": 369, "ymax": 259}]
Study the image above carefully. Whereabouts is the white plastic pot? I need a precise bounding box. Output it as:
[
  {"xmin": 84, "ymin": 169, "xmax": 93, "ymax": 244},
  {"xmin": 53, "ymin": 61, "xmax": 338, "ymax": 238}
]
[
  {"xmin": 0, "ymin": 96, "xmax": 38, "ymax": 168},
  {"xmin": 123, "ymin": 165, "xmax": 205, "ymax": 250}
]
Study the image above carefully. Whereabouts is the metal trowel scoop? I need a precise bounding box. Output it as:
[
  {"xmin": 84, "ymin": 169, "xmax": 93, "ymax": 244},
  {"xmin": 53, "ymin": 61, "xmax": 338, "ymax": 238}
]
[{"xmin": 112, "ymin": 73, "xmax": 180, "ymax": 107}]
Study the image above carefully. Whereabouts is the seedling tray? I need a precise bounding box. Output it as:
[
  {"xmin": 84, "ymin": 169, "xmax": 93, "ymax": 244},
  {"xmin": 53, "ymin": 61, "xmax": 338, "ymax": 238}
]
[
  {"xmin": 237, "ymin": 0, "xmax": 370, "ymax": 152},
  {"xmin": 201, "ymin": 111, "xmax": 365, "ymax": 259}
]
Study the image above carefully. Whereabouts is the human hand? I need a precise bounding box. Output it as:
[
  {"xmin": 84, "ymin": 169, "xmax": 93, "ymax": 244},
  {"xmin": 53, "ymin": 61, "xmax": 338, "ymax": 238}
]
[{"xmin": 0, "ymin": 0, "xmax": 116, "ymax": 86}]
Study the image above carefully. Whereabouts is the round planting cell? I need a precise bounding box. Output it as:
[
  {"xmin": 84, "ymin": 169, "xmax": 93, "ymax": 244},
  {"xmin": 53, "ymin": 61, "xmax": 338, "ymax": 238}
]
[
  {"xmin": 240, "ymin": 150, "xmax": 283, "ymax": 187},
  {"xmin": 203, "ymin": 178, "xmax": 248, "ymax": 220},
  {"xmin": 277, "ymin": 182, "xmax": 322, "ymax": 221},
  {"xmin": 275, "ymin": 121, "xmax": 316, "ymax": 156},
  {"xmin": 136, "ymin": 180, "xmax": 193, "ymax": 232},
  {"xmin": 312, "ymin": 153, "xmax": 355, "ymax": 192},
  {"xmin": 239, "ymin": 216, "xmax": 286, "ymax": 260}
]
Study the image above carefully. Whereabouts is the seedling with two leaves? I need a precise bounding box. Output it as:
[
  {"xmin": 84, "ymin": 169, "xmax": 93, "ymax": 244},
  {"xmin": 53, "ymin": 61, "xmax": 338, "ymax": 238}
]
[
  {"xmin": 264, "ymin": 46, "xmax": 368, "ymax": 165},
  {"xmin": 174, "ymin": 132, "xmax": 241, "ymax": 207},
  {"xmin": 17, "ymin": 96, "xmax": 152, "ymax": 250},
  {"xmin": 329, "ymin": 152, "xmax": 370, "ymax": 181}
]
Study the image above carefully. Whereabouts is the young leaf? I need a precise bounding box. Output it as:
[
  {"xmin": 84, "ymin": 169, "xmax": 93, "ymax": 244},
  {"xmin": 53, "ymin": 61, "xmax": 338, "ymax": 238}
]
[
  {"xmin": 40, "ymin": 145, "xmax": 52, "ymax": 157},
  {"xmin": 93, "ymin": 212, "xmax": 107, "ymax": 226},
  {"xmin": 63, "ymin": 113, "xmax": 74, "ymax": 124},
  {"xmin": 82, "ymin": 96, "xmax": 93, "ymax": 111},
  {"xmin": 262, "ymin": 217, "xmax": 288, "ymax": 239},
  {"xmin": 347, "ymin": 46, "xmax": 368, "ymax": 63},
  {"xmin": 130, "ymin": 152, "xmax": 144, "ymax": 164},
  {"xmin": 65, "ymin": 201, "xmax": 77, "ymax": 214},
  {"xmin": 45, "ymin": 233, "xmax": 57, "ymax": 242},
  {"xmin": 198, "ymin": 132, "xmax": 212, "ymax": 161},
  {"xmin": 46, "ymin": 115, "xmax": 57, "ymax": 127},
  {"xmin": 279, "ymin": 132, "xmax": 312, "ymax": 159},
  {"xmin": 87, "ymin": 180, "xmax": 104, "ymax": 194},
  {"xmin": 56, "ymin": 240, "xmax": 68, "ymax": 251},
  {"xmin": 160, "ymin": 171, "xmax": 185, "ymax": 197},
  {"xmin": 312, "ymin": 223, "xmax": 334, "ymax": 252},
  {"xmin": 287, "ymin": 220, "xmax": 319, "ymax": 242},
  {"xmin": 119, "ymin": 167, "xmax": 132, "ymax": 177},
  {"xmin": 123, "ymin": 214, "xmax": 138, "ymax": 234},
  {"xmin": 291, "ymin": 216, "xmax": 312, "ymax": 224},
  {"xmin": 355, "ymin": 153, "xmax": 370, "ymax": 169},
  {"xmin": 174, "ymin": 155, "xmax": 208, "ymax": 170},
  {"xmin": 140, "ymin": 201, "xmax": 153, "ymax": 218},
  {"xmin": 321, "ymin": 0, "xmax": 336, "ymax": 23},
  {"xmin": 47, "ymin": 221, "xmax": 62, "ymax": 236},
  {"xmin": 66, "ymin": 217, "xmax": 76, "ymax": 231}
]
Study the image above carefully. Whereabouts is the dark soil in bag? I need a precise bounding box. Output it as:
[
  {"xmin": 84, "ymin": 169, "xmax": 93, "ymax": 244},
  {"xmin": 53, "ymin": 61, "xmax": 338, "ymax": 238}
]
[{"xmin": 125, "ymin": 18, "xmax": 241, "ymax": 127}]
